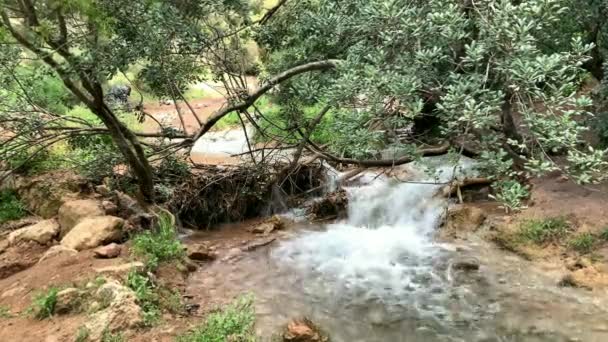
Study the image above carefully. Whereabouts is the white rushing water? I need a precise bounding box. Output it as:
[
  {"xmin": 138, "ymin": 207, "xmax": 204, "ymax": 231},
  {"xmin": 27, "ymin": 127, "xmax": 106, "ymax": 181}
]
[{"xmin": 272, "ymin": 158, "xmax": 477, "ymax": 315}]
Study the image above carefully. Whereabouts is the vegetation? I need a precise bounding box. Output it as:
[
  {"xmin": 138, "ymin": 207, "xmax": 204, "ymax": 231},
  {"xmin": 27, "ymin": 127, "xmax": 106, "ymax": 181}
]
[
  {"xmin": 177, "ymin": 295, "xmax": 257, "ymax": 342},
  {"xmin": 131, "ymin": 211, "xmax": 185, "ymax": 270},
  {"xmin": 519, "ymin": 217, "xmax": 571, "ymax": 244},
  {"xmin": 0, "ymin": 306, "xmax": 12, "ymax": 319},
  {"xmin": 101, "ymin": 329, "xmax": 124, "ymax": 342},
  {"xmin": 125, "ymin": 271, "xmax": 161, "ymax": 327},
  {"xmin": 30, "ymin": 287, "xmax": 59, "ymax": 320},
  {"xmin": 0, "ymin": 189, "xmax": 27, "ymax": 224},
  {"xmin": 75, "ymin": 327, "xmax": 91, "ymax": 342},
  {"xmin": 569, "ymin": 233, "xmax": 597, "ymax": 254}
]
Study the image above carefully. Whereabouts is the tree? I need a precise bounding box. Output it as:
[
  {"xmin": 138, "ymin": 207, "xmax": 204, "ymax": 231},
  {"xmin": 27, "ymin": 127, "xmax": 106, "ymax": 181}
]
[
  {"xmin": 0, "ymin": 0, "xmax": 250, "ymax": 201},
  {"xmin": 255, "ymin": 0, "xmax": 606, "ymax": 184}
]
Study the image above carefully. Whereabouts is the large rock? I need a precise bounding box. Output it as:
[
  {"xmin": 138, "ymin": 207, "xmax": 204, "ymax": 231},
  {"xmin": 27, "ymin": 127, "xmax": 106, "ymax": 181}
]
[
  {"xmin": 86, "ymin": 280, "xmax": 143, "ymax": 340},
  {"xmin": 8, "ymin": 219, "xmax": 60, "ymax": 246},
  {"xmin": 58, "ymin": 199, "xmax": 105, "ymax": 236},
  {"xmin": 61, "ymin": 216, "xmax": 124, "ymax": 251},
  {"xmin": 38, "ymin": 245, "xmax": 78, "ymax": 263},
  {"xmin": 54, "ymin": 288, "xmax": 83, "ymax": 314}
]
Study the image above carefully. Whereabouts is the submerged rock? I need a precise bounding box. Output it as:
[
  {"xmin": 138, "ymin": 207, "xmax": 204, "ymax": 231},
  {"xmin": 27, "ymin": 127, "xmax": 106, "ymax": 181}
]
[
  {"xmin": 283, "ymin": 319, "xmax": 328, "ymax": 342},
  {"xmin": 453, "ymin": 257, "xmax": 481, "ymax": 271},
  {"xmin": 186, "ymin": 243, "xmax": 218, "ymax": 261}
]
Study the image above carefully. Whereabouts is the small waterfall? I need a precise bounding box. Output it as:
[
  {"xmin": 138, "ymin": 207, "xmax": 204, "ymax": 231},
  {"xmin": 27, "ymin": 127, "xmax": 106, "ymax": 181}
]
[{"xmin": 272, "ymin": 158, "xmax": 476, "ymax": 317}]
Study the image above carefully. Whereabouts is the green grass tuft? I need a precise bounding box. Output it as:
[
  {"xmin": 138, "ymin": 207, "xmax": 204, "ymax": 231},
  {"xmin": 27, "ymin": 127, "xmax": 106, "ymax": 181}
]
[
  {"xmin": 75, "ymin": 326, "xmax": 90, "ymax": 342},
  {"xmin": 177, "ymin": 295, "xmax": 257, "ymax": 342},
  {"xmin": 569, "ymin": 233, "xmax": 596, "ymax": 254},
  {"xmin": 519, "ymin": 217, "xmax": 570, "ymax": 244},
  {"xmin": 101, "ymin": 329, "xmax": 124, "ymax": 342},
  {"xmin": 31, "ymin": 287, "xmax": 59, "ymax": 319}
]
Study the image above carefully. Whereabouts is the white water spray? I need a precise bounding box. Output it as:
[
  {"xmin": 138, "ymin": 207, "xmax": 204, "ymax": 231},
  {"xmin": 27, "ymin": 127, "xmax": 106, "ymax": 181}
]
[{"xmin": 273, "ymin": 157, "xmax": 476, "ymax": 310}]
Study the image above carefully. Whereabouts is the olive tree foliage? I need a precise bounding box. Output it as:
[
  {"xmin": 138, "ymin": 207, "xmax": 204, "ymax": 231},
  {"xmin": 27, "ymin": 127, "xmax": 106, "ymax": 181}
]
[
  {"xmin": 0, "ymin": 0, "xmax": 250, "ymax": 200},
  {"xmin": 256, "ymin": 0, "xmax": 606, "ymax": 185}
]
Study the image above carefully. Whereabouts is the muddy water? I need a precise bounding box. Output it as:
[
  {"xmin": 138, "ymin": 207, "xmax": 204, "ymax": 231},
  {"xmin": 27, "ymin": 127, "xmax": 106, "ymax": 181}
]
[{"xmin": 186, "ymin": 158, "xmax": 608, "ymax": 342}]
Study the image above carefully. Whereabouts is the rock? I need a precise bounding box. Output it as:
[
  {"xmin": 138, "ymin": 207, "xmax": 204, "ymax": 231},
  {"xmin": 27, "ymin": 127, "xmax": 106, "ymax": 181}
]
[
  {"xmin": 283, "ymin": 319, "xmax": 326, "ymax": 342},
  {"xmin": 95, "ymin": 185, "xmax": 111, "ymax": 196},
  {"xmin": 244, "ymin": 237, "xmax": 276, "ymax": 251},
  {"xmin": 94, "ymin": 243, "xmax": 122, "ymax": 259},
  {"xmin": 55, "ymin": 288, "xmax": 83, "ymax": 314},
  {"xmin": 249, "ymin": 215, "xmax": 286, "ymax": 235},
  {"xmin": 94, "ymin": 262, "xmax": 145, "ymax": 277},
  {"xmin": 115, "ymin": 191, "xmax": 145, "ymax": 216},
  {"xmin": 443, "ymin": 205, "xmax": 486, "ymax": 238},
  {"xmin": 453, "ymin": 257, "xmax": 480, "ymax": 271},
  {"xmin": 38, "ymin": 245, "xmax": 78, "ymax": 263},
  {"xmin": 86, "ymin": 280, "xmax": 143, "ymax": 340},
  {"xmin": 182, "ymin": 258, "xmax": 198, "ymax": 272},
  {"xmin": 222, "ymin": 247, "xmax": 243, "ymax": 263},
  {"xmin": 61, "ymin": 216, "xmax": 124, "ymax": 251},
  {"xmin": 8, "ymin": 219, "xmax": 60, "ymax": 246},
  {"xmin": 186, "ymin": 243, "xmax": 217, "ymax": 261},
  {"xmin": 306, "ymin": 190, "xmax": 348, "ymax": 220},
  {"xmin": 58, "ymin": 199, "xmax": 105, "ymax": 236},
  {"xmin": 0, "ymin": 217, "xmax": 40, "ymax": 232},
  {"xmin": 102, "ymin": 201, "xmax": 118, "ymax": 215}
]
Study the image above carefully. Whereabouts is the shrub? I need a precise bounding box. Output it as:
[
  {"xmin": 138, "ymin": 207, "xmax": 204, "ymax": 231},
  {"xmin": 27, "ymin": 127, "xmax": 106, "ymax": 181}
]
[
  {"xmin": 0, "ymin": 189, "xmax": 27, "ymax": 224},
  {"xmin": 125, "ymin": 272, "xmax": 161, "ymax": 326},
  {"xmin": 101, "ymin": 329, "xmax": 124, "ymax": 342},
  {"xmin": 490, "ymin": 180, "xmax": 530, "ymax": 213},
  {"xmin": 131, "ymin": 211, "xmax": 184, "ymax": 270},
  {"xmin": 176, "ymin": 295, "xmax": 256, "ymax": 342},
  {"xmin": 519, "ymin": 217, "xmax": 571, "ymax": 244},
  {"xmin": 569, "ymin": 233, "xmax": 596, "ymax": 254},
  {"xmin": 31, "ymin": 287, "xmax": 59, "ymax": 319}
]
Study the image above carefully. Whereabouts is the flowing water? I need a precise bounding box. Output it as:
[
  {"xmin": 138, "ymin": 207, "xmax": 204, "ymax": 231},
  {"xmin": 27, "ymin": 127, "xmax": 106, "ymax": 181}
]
[{"xmin": 187, "ymin": 158, "xmax": 608, "ymax": 342}]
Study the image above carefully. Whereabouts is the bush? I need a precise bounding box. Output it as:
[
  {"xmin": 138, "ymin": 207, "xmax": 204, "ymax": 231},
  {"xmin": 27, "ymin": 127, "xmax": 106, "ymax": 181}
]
[
  {"xmin": 490, "ymin": 180, "xmax": 530, "ymax": 213},
  {"xmin": 31, "ymin": 287, "xmax": 59, "ymax": 319},
  {"xmin": 176, "ymin": 295, "xmax": 256, "ymax": 342},
  {"xmin": 519, "ymin": 217, "xmax": 571, "ymax": 244},
  {"xmin": 0, "ymin": 189, "xmax": 27, "ymax": 224},
  {"xmin": 132, "ymin": 211, "xmax": 184, "ymax": 270}
]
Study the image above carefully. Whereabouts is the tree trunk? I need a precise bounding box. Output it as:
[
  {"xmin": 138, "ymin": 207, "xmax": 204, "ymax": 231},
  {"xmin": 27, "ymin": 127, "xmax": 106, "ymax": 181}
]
[
  {"xmin": 501, "ymin": 93, "xmax": 522, "ymax": 142},
  {"xmin": 94, "ymin": 105, "xmax": 155, "ymax": 202}
]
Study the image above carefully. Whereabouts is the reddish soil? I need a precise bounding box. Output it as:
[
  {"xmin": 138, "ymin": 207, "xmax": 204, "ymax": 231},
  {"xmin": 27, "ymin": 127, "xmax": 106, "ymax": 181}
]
[{"xmin": 142, "ymin": 97, "xmax": 226, "ymax": 136}]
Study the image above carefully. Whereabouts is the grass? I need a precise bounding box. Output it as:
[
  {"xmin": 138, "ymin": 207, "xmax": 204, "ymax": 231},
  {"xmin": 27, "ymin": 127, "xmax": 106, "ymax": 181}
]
[
  {"xmin": 519, "ymin": 217, "xmax": 571, "ymax": 244},
  {"xmin": 75, "ymin": 326, "xmax": 90, "ymax": 342},
  {"xmin": 101, "ymin": 329, "xmax": 124, "ymax": 342},
  {"xmin": 600, "ymin": 227, "xmax": 608, "ymax": 241},
  {"xmin": 176, "ymin": 295, "xmax": 257, "ymax": 342},
  {"xmin": 30, "ymin": 287, "xmax": 59, "ymax": 319},
  {"xmin": 569, "ymin": 233, "xmax": 597, "ymax": 254},
  {"xmin": 0, "ymin": 190, "xmax": 27, "ymax": 224},
  {"xmin": 0, "ymin": 306, "xmax": 12, "ymax": 319},
  {"xmin": 126, "ymin": 271, "xmax": 161, "ymax": 326},
  {"xmin": 131, "ymin": 211, "xmax": 185, "ymax": 270}
]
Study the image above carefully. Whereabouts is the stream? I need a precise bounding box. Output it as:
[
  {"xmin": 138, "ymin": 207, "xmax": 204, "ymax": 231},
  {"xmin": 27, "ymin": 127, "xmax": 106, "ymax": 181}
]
[{"xmin": 187, "ymin": 136, "xmax": 608, "ymax": 342}]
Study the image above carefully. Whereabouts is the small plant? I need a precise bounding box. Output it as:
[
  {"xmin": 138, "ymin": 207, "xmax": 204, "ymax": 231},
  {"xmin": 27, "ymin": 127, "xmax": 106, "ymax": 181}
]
[
  {"xmin": 569, "ymin": 233, "xmax": 596, "ymax": 254},
  {"xmin": 132, "ymin": 211, "xmax": 184, "ymax": 270},
  {"xmin": 519, "ymin": 217, "xmax": 570, "ymax": 244},
  {"xmin": 0, "ymin": 305, "xmax": 12, "ymax": 318},
  {"xmin": 75, "ymin": 326, "xmax": 90, "ymax": 342},
  {"xmin": 600, "ymin": 227, "xmax": 608, "ymax": 241},
  {"xmin": 176, "ymin": 295, "xmax": 257, "ymax": 342},
  {"xmin": 31, "ymin": 287, "xmax": 59, "ymax": 319},
  {"xmin": 0, "ymin": 189, "xmax": 27, "ymax": 224},
  {"xmin": 489, "ymin": 180, "xmax": 530, "ymax": 213},
  {"xmin": 126, "ymin": 271, "xmax": 161, "ymax": 326},
  {"xmin": 101, "ymin": 329, "xmax": 124, "ymax": 342}
]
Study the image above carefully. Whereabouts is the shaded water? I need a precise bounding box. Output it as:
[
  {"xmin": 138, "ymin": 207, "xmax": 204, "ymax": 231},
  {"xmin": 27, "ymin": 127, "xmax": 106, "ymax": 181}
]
[{"xmin": 187, "ymin": 159, "xmax": 608, "ymax": 341}]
